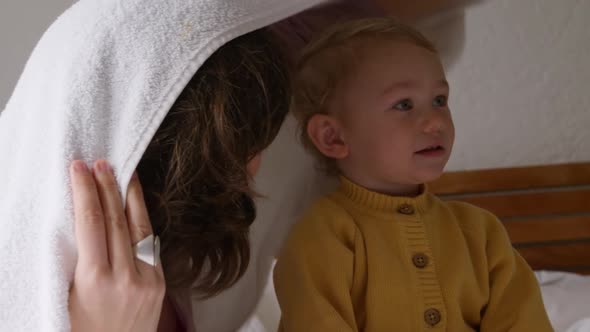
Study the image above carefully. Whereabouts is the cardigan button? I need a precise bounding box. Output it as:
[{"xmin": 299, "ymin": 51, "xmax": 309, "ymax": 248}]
[
  {"xmin": 424, "ymin": 308, "xmax": 441, "ymax": 326},
  {"xmin": 397, "ymin": 203, "xmax": 415, "ymax": 215},
  {"xmin": 412, "ymin": 253, "xmax": 429, "ymax": 268}
]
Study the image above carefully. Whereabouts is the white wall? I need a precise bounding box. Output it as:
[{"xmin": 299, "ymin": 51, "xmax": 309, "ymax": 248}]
[
  {"xmin": 0, "ymin": 0, "xmax": 74, "ymax": 109},
  {"xmin": 421, "ymin": 0, "xmax": 590, "ymax": 170}
]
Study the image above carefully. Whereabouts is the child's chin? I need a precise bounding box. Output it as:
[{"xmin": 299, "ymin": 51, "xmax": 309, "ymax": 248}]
[{"xmin": 414, "ymin": 169, "xmax": 445, "ymax": 184}]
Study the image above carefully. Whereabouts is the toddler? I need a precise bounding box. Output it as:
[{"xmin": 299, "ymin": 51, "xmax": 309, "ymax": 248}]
[{"xmin": 274, "ymin": 17, "xmax": 553, "ymax": 331}]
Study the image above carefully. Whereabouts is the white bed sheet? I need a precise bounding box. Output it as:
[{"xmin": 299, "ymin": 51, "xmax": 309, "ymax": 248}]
[
  {"xmin": 240, "ymin": 268, "xmax": 590, "ymax": 332},
  {"xmin": 536, "ymin": 270, "xmax": 590, "ymax": 332}
]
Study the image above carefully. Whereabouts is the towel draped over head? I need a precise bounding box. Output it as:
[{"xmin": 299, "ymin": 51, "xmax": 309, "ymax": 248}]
[{"xmin": 0, "ymin": 0, "xmax": 335, "ymax": 330}]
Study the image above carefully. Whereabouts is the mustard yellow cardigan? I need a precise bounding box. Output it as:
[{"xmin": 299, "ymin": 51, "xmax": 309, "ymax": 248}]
[{"xmin": 274, "ymin": 177, "xmax": 553, "ymax": 331}]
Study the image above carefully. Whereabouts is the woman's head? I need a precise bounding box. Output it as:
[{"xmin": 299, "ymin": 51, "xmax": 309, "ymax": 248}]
[{"xmin": 137, "ymin": 28, "xmax": 290, "ymax": 297}]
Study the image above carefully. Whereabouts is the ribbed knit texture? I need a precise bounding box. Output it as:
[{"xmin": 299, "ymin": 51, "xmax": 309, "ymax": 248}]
[{"xmin": 274, "ymin": 177, "xmax": 553, "ymax": 331}]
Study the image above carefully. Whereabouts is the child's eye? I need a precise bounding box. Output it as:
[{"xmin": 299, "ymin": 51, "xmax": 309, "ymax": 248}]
[
  {"xmin": 392, "ymin": 99, "xmax": 413, "ymax": 111},
  {"xmin": 433, "ymin": 95, "xmax": 448, "ymax": 107}
]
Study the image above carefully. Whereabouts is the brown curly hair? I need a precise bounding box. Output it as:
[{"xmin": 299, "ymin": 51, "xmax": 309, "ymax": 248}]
[{"xmin": 136, "ymin": 28, "xmax": 290, "ymax": 297}]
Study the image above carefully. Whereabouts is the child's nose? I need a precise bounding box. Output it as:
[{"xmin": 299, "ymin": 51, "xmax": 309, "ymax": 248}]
[{"xmin": 421, "ymin": 110, "xmax": 446, "ymax": 134}]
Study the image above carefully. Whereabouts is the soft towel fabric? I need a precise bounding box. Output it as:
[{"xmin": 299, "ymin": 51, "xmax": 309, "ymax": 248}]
[{"xmin": 0, "ymin": 0, "xmax": 332, "ymax": 331}]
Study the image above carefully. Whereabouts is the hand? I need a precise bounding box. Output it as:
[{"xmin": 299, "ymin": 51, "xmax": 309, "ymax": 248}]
[{"xmin": 68, "ymin": 160, "xmax": 165, "ymax": 332}]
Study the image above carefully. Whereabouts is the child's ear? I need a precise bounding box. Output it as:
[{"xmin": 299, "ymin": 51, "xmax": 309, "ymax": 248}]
[{"xmin": 307, "ymin": 114, "xmax": 349, "ymax": 159}]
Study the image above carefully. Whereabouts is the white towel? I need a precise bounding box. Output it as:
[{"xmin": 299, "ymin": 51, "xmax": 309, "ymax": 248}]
[{"xmin": 0, "ymin": 0, "xmax": 328, "ymax": 330}]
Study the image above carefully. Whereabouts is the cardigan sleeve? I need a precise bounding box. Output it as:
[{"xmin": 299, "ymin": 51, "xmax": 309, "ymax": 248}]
[
  {"xmin": 273, "ymin": 199, "xmax": 359, "ymax": 332},
  {"xmin": 479, "ymin": 218, "xmax": 554, "ymax": 332}
]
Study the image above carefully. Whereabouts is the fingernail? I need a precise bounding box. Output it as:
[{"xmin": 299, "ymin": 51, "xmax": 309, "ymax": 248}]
[
  {"xmin": 95, "ymin": 160, "xmax": 112, "ymax": 174},
  {"xmin": 72, "ymin": 161, "xmax": 88, "ymax": 174}
]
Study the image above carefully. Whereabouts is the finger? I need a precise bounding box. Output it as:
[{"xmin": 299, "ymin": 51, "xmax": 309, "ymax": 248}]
[
  {"xmin": 93, "ymin": 160, "xmax": 135, "ymax": 272},
  {"xmin": 125, "ymin": 172, "xmax": 154, "ymax": 245},
  {"xmin": 125, "ymin": 172, "xmax": 159, "ymax": 275},
  {"xmin": 70, "ymin": 160, "xmax": 109, "ymax": 269}
]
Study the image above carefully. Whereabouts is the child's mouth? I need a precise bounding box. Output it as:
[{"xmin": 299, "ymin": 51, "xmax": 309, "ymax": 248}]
[{"xmin": 415, "ymin": 145, "xmax": 445, "ymax": 157}]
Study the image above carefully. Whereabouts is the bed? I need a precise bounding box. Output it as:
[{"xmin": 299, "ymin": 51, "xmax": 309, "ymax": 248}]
[{"xmin": 242, "ymin": 162, "xmax": 590, "ymax": 332}]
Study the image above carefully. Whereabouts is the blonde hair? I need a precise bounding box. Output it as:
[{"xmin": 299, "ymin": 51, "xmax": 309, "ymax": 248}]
[{"xmin": 291, "ymin": 17, "xmax": 437, "ymax": 174}]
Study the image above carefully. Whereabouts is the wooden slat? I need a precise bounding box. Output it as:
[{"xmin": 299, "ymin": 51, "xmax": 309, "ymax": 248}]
[
  {"xmin": 427, "ymin": 162, "xmax": 590, "ymax": 273},
  {"xmin": 430, "ymin": 163, "xmax": 590, "ymax": 195},
  {"xmin": 503, "ymin": 215, "xmax": 590, "ymax": 244},
  {"xmin": 537, "ymin": 267, "xmax": 590, "ymax": 275},
  {"xmin": 447, "ymin": 189, "xmax": 590, "ymax": 218},
  {"xmin": 372, "ymin": 0, "xmax": 470, "ymax": 21},
  {"xmin": 516, "ymin": 242, "xmax": 590, "ymax": 271}
]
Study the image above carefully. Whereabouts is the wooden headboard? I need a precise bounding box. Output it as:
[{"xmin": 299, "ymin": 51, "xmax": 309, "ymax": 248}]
[{"xmin": 429, "ymin": 162, "xmax": 590, "ymax": 274}]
